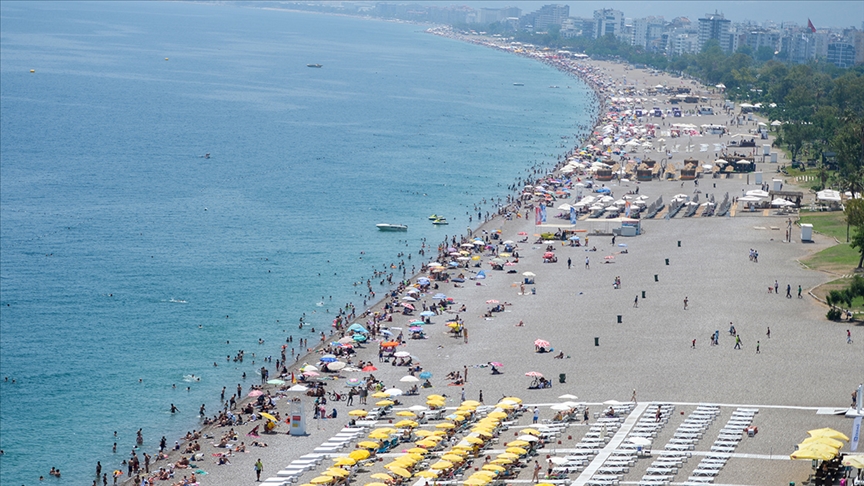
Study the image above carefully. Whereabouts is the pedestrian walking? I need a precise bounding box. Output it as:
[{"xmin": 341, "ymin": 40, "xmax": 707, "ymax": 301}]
[
  {"xmin": 583, "ymin": 407, "xmax": 589, "ymax": 423},
  {"xmin": 567, "ymin": 257, "xmax": 571, "ymax": 269},
  {"xmin": 479, "ymin": 390, "xmax": 483, "ymax": 403},
  {"xmin": 786, "ymin": 284, "xmax": 791, "ymax": 298},
  {"xmin": 691, "ymin": 339, "xmax": 696, "ymax": 349},
  {"xmin": 756, "ymin": 341, "xmax": 760, "ymax": 353},
  {"xmin": 847, "ymin": 330, "xmax": 853, "ymax": 344},
  {"xmin": 633, "ymin": 295, "xmax": 639, "ymax": 308},
  {"xmin": 461, "ymin": 388, "xmax": 466, "ymax": 402},
  {"xmin": 734, "ymin": 335, "xmax": 741, "ymax": 349},
  {"xmin": 585, "ymin": 257, "xmax": 589, "ymax": 269},
  {"xmin": 532, "ymin": 461, "xmax": 541, "ymax": 483},
  {"xmin": 255, "ymin": 458, "xmax": 263, "ymax": 481},
  {"xmin": 766, "ymin": 327, "xmax": 771, "ymax": 338},
  {"xmin": 630, "ymin": 389, "xmax": 637, "ymax": 403},
  {"xmin": 683, "ymin": 296, "xmax": 688, "ymax": 310},
  {"xmin": 774, "ymin": 280, "xmax": 778, "ymax": 294},
  {"xmin": 532, "ymin": 406, "xmax": 539, "ymax": 424},
  {"xmin": 798, "ymin": 285, "xmax": 803, "ymax": 298}
]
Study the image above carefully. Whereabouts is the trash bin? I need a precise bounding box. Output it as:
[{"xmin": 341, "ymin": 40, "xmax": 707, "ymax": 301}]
[
  {"xmin": 665, "ymin": 258, "xmax": 669, "ymax": 265},
  {"xmin": 617, "ymin": 315, "xmax": 622, "ymax": 323},
  {"xmin": 531, "ymin": 287, "xmax": 536, "ymax": 295},
  {"xmin": 677, "ymin": 241, "xmax": 681, "ymax": 247},
  {"xmin": 559, "ymin": 373, "xmax": 566, "ymax": 384},
  {"xmin": 594, "ymin": 337, "xmax": 599, "ymax": 346},
  {"xmin": 654, "ymin": 274, "xmax": 658, "ymax": 282},
  {"xmin": 641, "ymin": 290, "xmax": 646, "ymax": 298}
]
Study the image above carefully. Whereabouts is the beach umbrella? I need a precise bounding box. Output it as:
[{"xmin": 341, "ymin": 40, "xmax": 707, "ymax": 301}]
[
  {"xmin": 505, "ymin": 447, "xmax": 527, "ymax": 455},
  {"xmin": 248, "ymin": 390, "xmax": 264, "ymax": 397},
  {"xmin": 288, "ymin": 384, "xmax": 308, "ymax": 392},
  {"xmin": 414, "ymin": 471, "xmax": 439, "ymax": 478},
  {"xmin": 400, "ymin": 375, "xmax": 420, "ymax": 383},
  {"xmin": 394, "ymin": 351, "xmax": 411, "ymax": 358},
  {"xmin": 370, "ymin": 473, "xmax": 393, "ymax": 481},
  {"xmin": 348, "ymin": 410, "xmax": 368, "ymax": 417},
  {"xmin": 323, "ymin": 468, "xmax": 350, "ymax": 478},
  {"xmin": 435, "ymin": 422, "xmax": 456, "ymax": 429},
  {"xmin": 628, "ymin": 437, "xmax": 651, "ymax": 446},
  {"xmin": 396, "ymin": 411, "xmax": 417, "ymax": 417},
  {"xmin": 534, "ymin": 339, "xmax": 550, "ymax": 348},
  {"xmin": 461, "ymin": 400, "xmax": 481, "ymax": 407},
  {"xmin": 267, "ymin": 379, "xmax": 285, "ymax": 385},
  {"xmin": 376, "ymin": 400, "xmax": 395, "ymax": 407},
  {"xmin": 497, "ymin": 452, "xmax": 519, "ymax": 460},
  {"xmin": 310, "ymin": 477, "xmax": 334, "ymax": 485},
  {"xmin": 791, "ymin": 445, "xmax": 837, "ymax": 461},
  {"xmin": 333, "ymin": 457, "xmax": 356, "ymax": 466},
  {"xmin": 362, "ymin": 365, "xmax": 377, "ymax": 372},
  {"xmin": 389, "ymin": 467, "xmax": 412, "ymax": 479},
  {"xmin": 357, "ymin": 441, "xmax": 381, "ymax": 449},
  {"xmin": 558, "ymin": 394, "xmax": 578, "ymax": 399},
  {"xmin": 366, "ymin": 483, "xmax": 389, "ymax": 486},
  {"xmin": 482, "ymin": 465, "xmax": 506, "ymax": 472},
  {"xmin": 842, "ymin": 455, "xmax": 864, "ymax": 468},
  {"xmin": 349, "ymin": 449, "xmax": 371, "ymax": 461},
  {"xmin": 521, "ymin": 428, "xmax": 540, "ymax": 436},
  {"xmin": 525, "ymin": 371, "xmax": 543, "ymax": 377},
  {"xmin": 259, "ymin": 412, "xmax": 278, "ymax": 422},
  {"xmin": 345, "ymin": 378, "xmax": 363, "ymax": 387},
  {"xmin": 420, "ymin": 311, "xmax": 435, "ymax": 317},
  {"xmin": 419, "ymin": 371, "xmax": 433, "ymax": 379},
  {"xmin": 800, "ymin": 436, "xmax": 844, "ymax": 449},
  {"xmin": 395, "ymin": 420, "xmax": 419, "ymax": 428},
  {"xmin": 384, "ymin": 388, "xmax": 403, "ymax": 396},
  {"xmin": 518, "ymin": 435, "xmax": 539, "ymax": 442},
  {"xmin": 507, "ymin": 440, "xmax": 531, "ymax": 447},
  {"xmin": 808, "ymin": 428, "xmax": 850, "ymax": 441}
]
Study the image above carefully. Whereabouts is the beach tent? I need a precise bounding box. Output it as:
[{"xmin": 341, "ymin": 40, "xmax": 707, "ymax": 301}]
[{"xmin": 475, "ymin": 271, "xmax": 486, "ymax": 280}]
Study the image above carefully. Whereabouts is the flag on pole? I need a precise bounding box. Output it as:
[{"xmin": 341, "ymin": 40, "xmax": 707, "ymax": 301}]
[
  {"xmin": 540, "ymin": 203, "xmax": 547, "ymax": 223},
  {"xmin": 535, "ymin": 206, "xmax": 541, "ymax": 225},
  {"xmin": 570, "ymin": 207, "xmax": 577, "ymax": 224},
  {"xmin": 807, "ymin": 18, "xmax": 816, "ymax": 33}
]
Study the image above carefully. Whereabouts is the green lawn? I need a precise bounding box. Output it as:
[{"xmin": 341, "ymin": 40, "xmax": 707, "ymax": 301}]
[
  {"xmin": 813, "ymin": 277, "xmax": 864, "ymax": 313},
  {"xmin": 800, "ymin": 211, "xmax": 851, "ymax": 241}
]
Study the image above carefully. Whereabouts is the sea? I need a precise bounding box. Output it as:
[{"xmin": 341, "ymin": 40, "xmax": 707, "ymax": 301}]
[{"xmin": 0, "ymin": 2, "xmax": 595, "ymax": 484}]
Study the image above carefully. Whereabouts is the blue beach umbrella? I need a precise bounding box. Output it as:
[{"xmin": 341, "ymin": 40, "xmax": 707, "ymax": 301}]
[
  {"xmin": 420, "ymin": 311, "xmax": 435, "ymax": 317},
  {"xmin": 319, "ymin": 356, "xmax": 337, "ymax": 363},
  {"xmin": 348, "ymin": 323, "xmax": 368, "ymax": 333},
  {"xmin": 419, "ymin": 371, "xmax": 433, "ymax": 379},
  {"xmin": 433, "ymin": 293, "xmax": 447, "ymax": 300},
  {"xmin": 417, "ymin": 277, "xmax": 430, "ymax": 285},
  {"xmin": 346, "ymin": 378, "xmax": 363, "ymax": 386},
  {"xmin": 352, "ymin": 334, "xmax": 367, "ymax": 342},
  {"xmin": 409, "ymin": 320, "xmax": 425, "ymax": 326}
]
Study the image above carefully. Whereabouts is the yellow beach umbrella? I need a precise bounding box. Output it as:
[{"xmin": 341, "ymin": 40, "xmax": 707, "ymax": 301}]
[
  {"xmin": 368, "ymin": 432, "xmax": 391, "ymax": 440},
  {"xmin": 414, "ymin": 471, "xmax": 439, "ymax": 479},
  {"xmin": 501, "ymin": 397, "xmax": 522, "ymax": 403},
  {"xmin": 357, "ymin": 441, "xmax": 381, "ymax": 449},
  {"xmin": 430, "ymin": 460, "xmax": 454, "ymax": 470},
  {"xmin": 396, "ymin": 411, "xmax": 417, "ymax": 417},
  {"xmin": 487, "ymin": 412, "xmax": 507, "ymax": 419},
  {"xmin": 505, "ymin": 447, "xmax": 527, "ymax": 455},
  {"xmin": 395, "ymin": 420, "xmax": 418, "ymax": 428},
  {"xmin": 490, "ymin": 458, "xmax": 513, "ymax": 465},
  {"xmin": 372, "ymin": 392, "xmax": 391, "ymax": 398},
  {"xmin": 482, "ymin": 465, "xmax": 506, "ymax": 472},
  {"xmin": 388, "ymin": 467, "xmax": 412, "ymax": 478},
  {"xmin": 435, "ymin": 422, "xmax": 456, "ymax": 429},
  {"xmin": 800, "ymin": 436, "xmax": 844, "ymax": 449},
  {"xmin": 431, "ymin": 430, "xmax": 447, "ymax": 436},
  {"xmin": 407, "ymin": 447, "xmax": 429, "ymax": 455},
  {"xmin": 495, "ymin": 403, "xmax": 514, "ymax": 410},
  {"xmin": 348, "ymin": 410, "xmax": 368, "ymax": 417},
  {"xmin": 370, "ymin": 473, "xmax": 393, "ymax": 480},
  {"xmin": 508, "ymin": 440, "xmax": 531, "ymax": 447},
  {"xmin": 791, "ymin": 445, "xmax": 837, "ymax": 461},
  {"xmin": 842, "ymin": 455, "xmax": 864, "ymax": 468},
  {"xmin": 442, "ymin": 454, "xmax": 465, "ymax": 462},
  {"xmin": 349, "ymin": 450, "xmax": 371, "ymax": 461},
  {"xmin": 427, "ymin": 394, "xmax": 446, "ymax": 401},
  {"xmin": 310, "ymin": 477, "xmax": 334, "ymax": 485},
  {"xmin": 537, "ymin": 483, "xmax": 557, "ymax": 486},
  {"xmin": 371, "ymin": 427, "xmax": 397, "ymax": 434},
  {"xmin": 365, "ymin": 483, "xmax": 389, "ymax": 486},
  {"xmin": 521, "ymin": 428, "xmax": 540, "ymax": 436},
  {"xmin": 332, "ymin": 457, "xmax": 356, "ymax": 466},
  {"xmin": 260, "ymin": 412, "xmax": 278, "ymax": 422},
  {"xmin": 415, "ymin": 439, "xmax": 438, "ymax": 448},
  {"xmin": 808, "ymin": 428, "xmax": 850, "ymax": 441},
  {"xmin": 376, "ymin": 400, "xmax": 395, "ymax": 407},
  {"xmin": 471, "ymin": 429, "xmax": 493, "ymax": 437},
  {"xmin": 415, "ymin": 430, "xmax": 436, "ymax": 438},
  {"xmin": 463, "ymin": 477, "xmax": 491, "ymax": 485},
  {"xmin": 497, "ymin": 452, "xmax": 519, "ymax": 460},
  {"xmin": 461, "ymin": 400, "xmax": 481, "ymax": 407},
  {"xmin": 473, "ymin": 470, "xmax": 497, "ymax": 478},
  {"xmin": 465, "ymin": 436, "xmax": 485, "ymax": 445},
  {"xmin": 323, "ymin": 468, "xmax": 350, "ymax": 478}
]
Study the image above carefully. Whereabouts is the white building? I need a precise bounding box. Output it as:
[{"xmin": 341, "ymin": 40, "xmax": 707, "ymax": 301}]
[{"xmin": 594, "ymin": 8, "xmax": 624, "ymax": 39}]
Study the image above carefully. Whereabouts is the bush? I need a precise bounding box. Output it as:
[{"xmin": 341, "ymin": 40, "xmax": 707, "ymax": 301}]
[{"xmin": 827, "ymin": 308, "xmax": 843, "ymax": 320}]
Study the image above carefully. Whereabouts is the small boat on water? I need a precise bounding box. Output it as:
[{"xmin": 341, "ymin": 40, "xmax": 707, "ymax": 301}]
[
  {"xmin": 307, "ymin": 64, "xmax": 323, "ymax": 68},
  {"xmin": 428, "ymin": 214, "xmax": 442, "ymax": 220},
  {"xmin": 431, "ymin": 218, "xmax": 448, "ymax": 225},
  {"xmin": 376, "ymin": 223, "xmax": 408, "ymax": 231},
  {"xmin": 513, "ymin": 82, "xmax": 524, "ymax": 86}
]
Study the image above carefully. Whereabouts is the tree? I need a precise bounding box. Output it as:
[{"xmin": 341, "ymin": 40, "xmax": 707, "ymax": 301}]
[
  {"xmin": 847, "ymin": 199, "xmax": 864, "ymax": 268},
  {"xmin": 833, "ymin": 114, "xmax": 864, "ymax": 198}
]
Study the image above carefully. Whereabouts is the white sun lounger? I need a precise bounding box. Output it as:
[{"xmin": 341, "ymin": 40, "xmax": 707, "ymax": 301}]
[
  {"xmin": 664, "ymin": 443, "xmax": 693, "ymax": 451},
  {"xmin": 691, "ymin": 468, "xmax": 719, "ymax": 476}
]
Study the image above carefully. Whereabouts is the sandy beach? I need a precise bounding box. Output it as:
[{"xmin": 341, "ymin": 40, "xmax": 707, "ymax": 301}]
[{"xmin": 131, "ymin": 42, "xmax": 863, "ymax": 486}]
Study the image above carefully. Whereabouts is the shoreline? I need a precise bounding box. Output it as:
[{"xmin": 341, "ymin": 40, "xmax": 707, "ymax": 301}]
[
  {"xmin": 109, "ymin": 17, "xmax": 858, "ymax": 486},
  {"xmin": 111, "ymin": 16, "xmax": 607, "ymax": 486}
]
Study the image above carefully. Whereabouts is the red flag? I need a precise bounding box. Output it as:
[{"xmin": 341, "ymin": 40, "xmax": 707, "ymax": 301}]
[{"xmin": 807, "ymin": 18, "xmax": 816, "ymax": 33}]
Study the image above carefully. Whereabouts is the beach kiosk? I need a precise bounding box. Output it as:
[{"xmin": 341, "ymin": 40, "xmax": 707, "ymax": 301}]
[
  {"xmin": 289, "ymin": 396, "xmax": 306, "ymax": 436},
  {"xmin": 801, "ymin": 224, "xmax": 813, "ymax": 242}
]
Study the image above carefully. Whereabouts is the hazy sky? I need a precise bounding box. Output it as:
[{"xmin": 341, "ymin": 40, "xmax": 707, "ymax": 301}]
[{"xmin": 448, "ymin": 1, "xmax": 864, "ymax": 30}]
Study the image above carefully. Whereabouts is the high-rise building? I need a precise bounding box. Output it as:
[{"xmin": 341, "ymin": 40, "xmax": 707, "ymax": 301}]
[
  {"xmin": 478, "ymin": 7, "xmax": 521, "ymax": 25},
  {"xmin": 746, "ymin": 30, "xmax": 780, "ymax": 53},
  {"xmin": 698, "ymin": 12, "xmax": 732, "ymax": 52},
  {"xmin": 827, "ymin": 43, "xmax": 856, "ymax": 67},
  {"xmin": 532, "ymin": 4, "xmax": 569, "ymax": 31},
  {"xmin": 632, "ymin": 17, "xmax": 665, "ymax": 48},
  {"xmin": 594, "ymin": 8, "xmax": 624, "ymax": 39},
  {"xmin": 853, "ymin": 31, "xmax": 864, "ymax": 64}
]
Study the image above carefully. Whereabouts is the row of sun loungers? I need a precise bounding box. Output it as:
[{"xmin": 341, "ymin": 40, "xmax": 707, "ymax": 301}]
[
  {"xmin": 684, "ymin": 408, "xmax": 757, "ymax": 484},
  {"xmin": 262, "ymin": 426, "xmax": 371, "ymax": 485}
]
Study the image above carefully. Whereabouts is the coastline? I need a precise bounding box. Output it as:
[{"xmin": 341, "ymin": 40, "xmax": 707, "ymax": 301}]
[
  {"xmin": 109, "ymin": 15, "xmax": 607, "ymax": 486},
  {"xmin": 93, "ymin": 15, "xmax": 857, "ymax": 486}
]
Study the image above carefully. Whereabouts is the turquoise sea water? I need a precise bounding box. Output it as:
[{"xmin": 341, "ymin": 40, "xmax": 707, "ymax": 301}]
[{"xmin": 0, "ymin": 2, "xmax": 594, "ymax": 483}]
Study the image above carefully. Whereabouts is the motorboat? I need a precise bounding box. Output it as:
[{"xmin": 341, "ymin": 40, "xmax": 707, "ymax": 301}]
[
  {"xmin": 376, "ymin": 224, "xmax": 408, "ymax": 231},
  {"xmin": 307, "ymin": 64, "xmax": 323, "ymax": 68},
  {"xmin": 513, "ymin": 82, "xmax": 524, "ymax": 86},
  {"xmin": 431, "ymin": 218, "xmax": 448, "ymax": 225},
  {"xmin": 428, "ymin": 214, "xmax": 442, "ymax": 220}
]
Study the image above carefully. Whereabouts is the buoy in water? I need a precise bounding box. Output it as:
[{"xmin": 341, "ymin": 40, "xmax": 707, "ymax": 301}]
[
  {"xmin": 30, "ymin": 69, "xmax": 35, "ymax": 73},
  {"xmin": 164, "ymin": 58, "xmax": 169, "ymax": 61}
]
